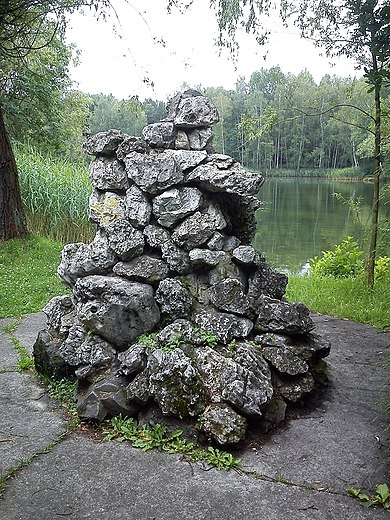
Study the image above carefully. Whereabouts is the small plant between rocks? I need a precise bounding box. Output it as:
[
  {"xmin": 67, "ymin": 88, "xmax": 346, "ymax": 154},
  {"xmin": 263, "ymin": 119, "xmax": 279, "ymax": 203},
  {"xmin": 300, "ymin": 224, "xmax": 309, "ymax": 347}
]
[
  {"xmin": 102, "ymin": 414, "xmax": 242, "ymax": 471},
  {"xmin": 347, "ymin": 484, "xmax": 390, "ymax": 510}
]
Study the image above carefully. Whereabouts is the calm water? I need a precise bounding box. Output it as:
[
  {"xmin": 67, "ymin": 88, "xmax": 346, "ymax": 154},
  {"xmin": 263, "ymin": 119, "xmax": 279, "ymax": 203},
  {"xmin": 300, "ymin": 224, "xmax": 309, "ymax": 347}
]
[{"xmin": 253, "ymin": 178, "xmax": 386, "ymax": 274}]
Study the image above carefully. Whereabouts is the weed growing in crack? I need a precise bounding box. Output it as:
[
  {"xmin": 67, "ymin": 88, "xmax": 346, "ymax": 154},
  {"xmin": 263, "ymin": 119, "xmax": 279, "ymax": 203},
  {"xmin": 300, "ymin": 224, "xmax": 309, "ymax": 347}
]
[
  {"xmin": 3, "ymin": 321, "xmax": 34, "ymax": 372},
  {"xmin": 347, "ymin": 484, "xmax": 390, "ymax": 510}
]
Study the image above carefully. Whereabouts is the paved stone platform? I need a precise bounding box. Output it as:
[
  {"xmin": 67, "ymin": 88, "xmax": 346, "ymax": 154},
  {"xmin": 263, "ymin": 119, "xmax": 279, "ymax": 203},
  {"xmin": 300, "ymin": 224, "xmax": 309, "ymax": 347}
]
[{"xmin": 1, "ymin": 312, "xmax": 389, "ymax": 519}]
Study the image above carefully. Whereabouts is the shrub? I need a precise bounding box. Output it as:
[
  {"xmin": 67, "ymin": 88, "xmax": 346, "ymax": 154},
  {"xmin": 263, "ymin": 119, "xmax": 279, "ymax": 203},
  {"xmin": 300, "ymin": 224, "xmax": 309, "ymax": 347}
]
[{"xmin": 309, "ymin": 236, "xmax": 364, "ymax": 278}]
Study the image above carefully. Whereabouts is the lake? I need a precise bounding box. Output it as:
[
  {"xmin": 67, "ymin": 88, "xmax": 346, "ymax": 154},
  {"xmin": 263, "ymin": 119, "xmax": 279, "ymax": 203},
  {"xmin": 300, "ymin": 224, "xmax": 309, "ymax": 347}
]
[{"xmin": 253, "ymin": 177, "xmax": 387, "ymax": 274}]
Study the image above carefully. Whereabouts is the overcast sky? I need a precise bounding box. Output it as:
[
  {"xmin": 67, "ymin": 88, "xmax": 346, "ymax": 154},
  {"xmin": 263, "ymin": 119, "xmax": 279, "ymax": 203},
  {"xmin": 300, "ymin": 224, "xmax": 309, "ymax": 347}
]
[{"xmin": 66, "ymin": 0, "xmax": 361, "ymax": 101}]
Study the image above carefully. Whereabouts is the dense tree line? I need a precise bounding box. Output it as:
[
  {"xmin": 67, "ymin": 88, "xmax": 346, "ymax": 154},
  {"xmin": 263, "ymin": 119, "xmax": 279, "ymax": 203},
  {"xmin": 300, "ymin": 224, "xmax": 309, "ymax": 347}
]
[{"xmin": 9, "ymin": 67, "xmax": 386, "ymax": 174}]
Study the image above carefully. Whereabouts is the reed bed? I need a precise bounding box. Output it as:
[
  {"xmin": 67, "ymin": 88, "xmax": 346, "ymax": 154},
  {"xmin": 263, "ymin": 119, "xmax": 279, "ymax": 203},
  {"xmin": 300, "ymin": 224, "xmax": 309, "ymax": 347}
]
[{"xmin": 14, "ymin": 143, "xmax": 95, "ymax": 244}]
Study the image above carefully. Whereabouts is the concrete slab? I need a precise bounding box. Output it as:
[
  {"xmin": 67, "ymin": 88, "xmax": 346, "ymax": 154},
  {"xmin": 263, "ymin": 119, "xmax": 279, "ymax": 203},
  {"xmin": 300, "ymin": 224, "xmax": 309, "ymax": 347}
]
[
  {"xmin": 1, "ymin": 434, "xmax": 388, "ymax": 520},
  {"xmin": 0, "ymin": 312, "xmax": 389, "ymax": 520}
]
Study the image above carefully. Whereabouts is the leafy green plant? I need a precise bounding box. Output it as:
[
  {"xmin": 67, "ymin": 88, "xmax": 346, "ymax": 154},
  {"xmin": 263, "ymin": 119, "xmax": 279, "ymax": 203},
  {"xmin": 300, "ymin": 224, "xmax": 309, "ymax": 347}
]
[
  {"xmin": 160, "ymin": 333, "xmax": 185, "ymax": 354},
  {"xmin": 375, "ymin": 256, "xmax": 390, "ymax": 282},
  {"xmin": 103, "ymin": 415, "xmax": 242, "ymax": 470},
  {"xmin": 347, "ymin": 484, "xmax": 390, "ymax": 510},
  {"xmin": 309, "ymin": 236, "xmax": 364, "ymax": 278},
  {"xmin": 136, "ymin": 332, "xmax": 158, "ymax": 349},
  {"xmin": 198, "ymin": 329, "xmax": 218, "ymax": 349}
]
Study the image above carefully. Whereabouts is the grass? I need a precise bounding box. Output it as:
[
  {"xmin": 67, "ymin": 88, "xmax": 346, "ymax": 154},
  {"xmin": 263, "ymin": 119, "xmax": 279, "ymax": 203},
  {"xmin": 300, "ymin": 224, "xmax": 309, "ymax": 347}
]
[
  {"xmin": 14, "ymin": 143, "xmax": 95, "ymax": 244},
  {"xmin": 0, "ymin": 234, "xmax": 69, "ymax": 318},
  {"xmin": 286, "ymin": 274, "xmax": 390, "ymax": 330}
]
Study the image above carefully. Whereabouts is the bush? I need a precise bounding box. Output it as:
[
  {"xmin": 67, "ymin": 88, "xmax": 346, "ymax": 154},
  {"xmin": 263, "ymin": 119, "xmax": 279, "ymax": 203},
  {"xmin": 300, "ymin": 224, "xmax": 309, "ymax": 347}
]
[
  {"xmin": 309, "ymin": 236, "xmax": 364, "ymax": 278},
  {"xmin": 375, "ymin": 256, "xmax": 390, "ymax": 282}
]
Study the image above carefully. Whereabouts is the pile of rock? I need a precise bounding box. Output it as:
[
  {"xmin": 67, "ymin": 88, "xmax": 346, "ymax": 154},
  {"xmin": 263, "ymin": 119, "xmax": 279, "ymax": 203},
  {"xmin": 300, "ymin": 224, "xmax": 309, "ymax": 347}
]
[{"xmin": 34, "ymin": 90, "xmax": 330, "ymax": 445}]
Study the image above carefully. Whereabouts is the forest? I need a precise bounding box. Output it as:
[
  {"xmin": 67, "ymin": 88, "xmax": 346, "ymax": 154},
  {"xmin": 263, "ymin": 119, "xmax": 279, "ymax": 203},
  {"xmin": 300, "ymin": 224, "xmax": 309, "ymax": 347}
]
[{"xmin": 2, "ymin": 44, "xmax": 389, "ymax": 177}]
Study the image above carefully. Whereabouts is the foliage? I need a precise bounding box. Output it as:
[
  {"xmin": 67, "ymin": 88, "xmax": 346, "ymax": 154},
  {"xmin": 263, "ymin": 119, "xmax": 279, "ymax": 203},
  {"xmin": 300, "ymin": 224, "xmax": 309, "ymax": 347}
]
[
  {"xmin": 309, "ymin": 236, "xmax": 364, "ymax": 278},
  {"xmin": 198, "ymin": 328, "xmax": 218, "ymax": 349},
  {"xmin": 375, "ymin": 256, "xmax": 390, "ymax": 281},
  {"xmin": 88, "ymin": 94, "xmax": 147, "ymax": 137},
  {"xmin": 347, "ymin": 484, "xmax": 390, "ymax": 510},
  {"xmin": 0, "ymin": 234, "xmax": 68, "ymax": 319},
  {"xmin": 103, "ymin": 414, "xmax": 242, "ymax": 470}
]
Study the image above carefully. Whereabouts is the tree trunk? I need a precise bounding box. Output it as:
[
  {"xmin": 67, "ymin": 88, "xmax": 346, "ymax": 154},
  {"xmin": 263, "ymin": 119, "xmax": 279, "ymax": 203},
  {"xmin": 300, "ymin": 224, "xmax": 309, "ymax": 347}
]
[
  {"xmin": 366, "ymin": 62, "xmax": 381, "ymax": 289},
  {"xmin": 0, "ymin": 105, "xmax": 28, "ymax": 241}
]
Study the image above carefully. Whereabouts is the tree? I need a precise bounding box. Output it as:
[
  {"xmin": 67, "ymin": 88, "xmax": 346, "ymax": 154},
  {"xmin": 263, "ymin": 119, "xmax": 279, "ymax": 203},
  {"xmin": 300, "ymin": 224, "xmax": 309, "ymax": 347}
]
[
  {"xmin": 0, "ymin": 0, "xmax": 109, "ymax": 241},
  {"xmin": 211, "ymin": 0, "xmax": 390, "ymax": 286}
]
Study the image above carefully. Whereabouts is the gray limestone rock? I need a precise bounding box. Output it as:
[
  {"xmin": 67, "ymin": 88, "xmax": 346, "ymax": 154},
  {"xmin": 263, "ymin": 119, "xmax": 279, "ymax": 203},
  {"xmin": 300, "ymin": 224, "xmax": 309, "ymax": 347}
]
[
  {"xmin": 199, "ymin": 403, "xmax": 247, "ymax": 445},
  {"xmin": 260, "ymin": 393, "xmax": 287, "ymax": 433},
  {"xmin": 152, "ymin": 186, "xmax": 203, "ymax": 228},
  {"xmin": 179, "ymin": 273, "xmax": 210, "ymax": 307},
  {"xmin": 76, "ymin": 370, "xmax": 139, "ymax": 421},
  {"xmin": 142, "ymin": 122, "xmax": 176, "ymax": 149},
  {"xmin": 118, "ymin": 345, "xmax": 147, "ymax": 377},
  {"xmin": 171, "ymin": 206, "xmax": 227, "ymax": 251},
  {"xmin": 194, "ymin": 308, "xmax": 253, "ymax": 344},
  {"xmin": 206, "ymin": 153, "xmax": 235, "ymax": 169},
  {"xmin": 155, "ymin": 319, "xmax": 205, "ymax": 348},
  {"xmin": 145, "ymin": 348, "xmax": 207, "ymax": 418},
  {"xmin": 231, "ymin": 341, "xmax": 272, "ymax": 382},
  {"xmin": 102, "ymin": 218, "xmax": 144, "ymax": 261},
  {"xmin": 73, "ymin": 275, "xmax": 160, "ymax": 350},
  {"xmin": 82, "ymin": 129, "xmax": 126, "ymax": 156},
  {"xmin": 155, "ymin": 278, "xmax": 193, "ymax": 320},
  {"xmin": 189, "ymin": 248, "xmax": 226, "ymax": 267},
  {"xmin": 187, "ymin": 127, "xmax": 214, "ymax": 150},
  {"xmin": 260, "ymin": 344, "xmax": 309, "ymax": 376},
  {"xmin": 223, "ymin": 235, "xmax": 242, "ymax": 252},
  {"xmin": 60, "ymin": 325, "xmax": 117, "ymax": 380},
  {"xmin": 248, "ymin": 263, "xmax": 288, "ymax": 300},
  {"xmin": 43, "ymin": 295, "xmax": 74, "ymax": 333},
  {"xmin": 57, "ymin": 240, "xmax": 117, "ymax": 288},
  {"xmin": 161, "ymin": 241, "xmax": 192, "ymax": 274},
  {"xmin": 254, "ymin": 295, "xmax": 314, "ymax": 335},
  {"xmin": 124, "ymin": 185, "xmax": 152, "ymax": 229},
  {"xmin": 193, "ymin": 346, "xmax": 273, "ymax": 417},
  {"xmin": 274, "ymin": 372, "xmax": 315, "ymax": 402},
  {"xmin": 175, "ymin": 129, "xmax": 190, "ymax": 150},
  {"xmin": 33, "ymin": 330, "xmax": 74, "ymax": 379},
  {"xmin": 208, "ymin": 279, "xmax": 255, "ymax": 318},
  {"xmin": 116, "ymin": 136, "xmax": 149, "ymax": 159},
  {"xmin": 232, "ymin": 245, "xmax": 262, "ymax": 266},
  {"xmin": 254, "ymin": 332, "xmax": 330, "ymax": 363},
  {"xmin": 124, "ymin": 151, "xmax": 183, "ymax": 194},
  {"xmin": 113, "ymin": 256, "xmax": 170, "ymax": 284},
  {"xmin": 144, "ymin": 224, "xmax": 171, "ymax": 249},
  {"xmin": 207, "ymin": 232, "xmax": 225, "ymax": 251},
  {"xmin": 185, "ymin": 160, "xmax": 264, "ymax": 197},
  {"xmin": 89, "ymin": 190, "xmax": 126, "ymax": 225},
  {"xmin": 89, "ymin": 156, "xmax": 129, "ymax": 191},
  {"xmin": 165, "ymin": 149, "xmax": 207, "ymax": 171},
  {"xmin": 208, "ymin": 256, "xmax": 246, "ymax": 286},
  {"xmin": 174, "ymin": 95, "xmax": 219, "ymax": 128}
]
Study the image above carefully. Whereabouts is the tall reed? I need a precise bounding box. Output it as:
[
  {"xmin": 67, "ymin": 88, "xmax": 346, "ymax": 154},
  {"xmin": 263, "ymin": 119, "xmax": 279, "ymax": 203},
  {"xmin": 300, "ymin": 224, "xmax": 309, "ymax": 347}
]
[{"xmin": 14, "ymin": 143, "xmax": 95, "ymax": 244}]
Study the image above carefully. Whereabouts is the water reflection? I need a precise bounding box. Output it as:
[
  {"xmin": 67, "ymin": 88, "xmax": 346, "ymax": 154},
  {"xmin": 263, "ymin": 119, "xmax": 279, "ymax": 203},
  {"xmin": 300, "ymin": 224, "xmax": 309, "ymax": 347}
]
[{"xmin": 253, "ymin": 178, "xmax": 380, "ymax": 274}]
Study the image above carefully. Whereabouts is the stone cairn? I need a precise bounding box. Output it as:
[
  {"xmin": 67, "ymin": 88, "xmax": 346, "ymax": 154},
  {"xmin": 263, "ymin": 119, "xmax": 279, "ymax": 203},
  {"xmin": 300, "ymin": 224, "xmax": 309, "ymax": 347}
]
[{"xmin": 34, "ymin": 90, "xmax": 330, "ymax": 445}]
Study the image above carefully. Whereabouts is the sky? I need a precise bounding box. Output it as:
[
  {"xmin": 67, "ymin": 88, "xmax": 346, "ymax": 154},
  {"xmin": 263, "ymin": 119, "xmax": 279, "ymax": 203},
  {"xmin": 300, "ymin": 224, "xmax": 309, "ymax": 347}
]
[{"xmin": 66, "ymin": 0, "xmax": 361, "ymax": 102}]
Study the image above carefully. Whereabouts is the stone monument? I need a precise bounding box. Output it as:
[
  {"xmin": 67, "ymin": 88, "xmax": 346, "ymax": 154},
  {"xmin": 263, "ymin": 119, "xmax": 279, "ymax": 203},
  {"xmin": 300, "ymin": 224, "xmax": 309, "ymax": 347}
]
[{"xmin": 34, "ymin": 90, "xmax": 330, "ymax": 445}]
